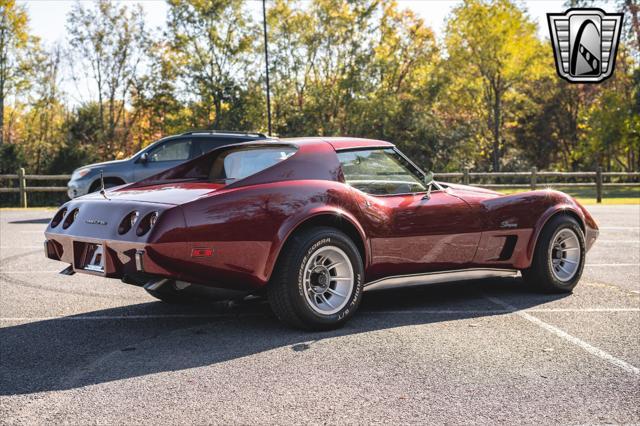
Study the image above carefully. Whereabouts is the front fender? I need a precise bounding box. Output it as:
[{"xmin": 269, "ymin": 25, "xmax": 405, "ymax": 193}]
[{"xmin": 520, "ymin": 203, "xmax": 587, "ymax": 269}]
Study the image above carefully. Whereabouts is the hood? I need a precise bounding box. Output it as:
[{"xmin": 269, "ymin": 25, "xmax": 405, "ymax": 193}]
[
  {"xmin": 81, "ymin": 181, "xmax": 226, "ymax": 205},
  {"xmin": 73, "ymin": 159, "xmax": 130, "ymax": 175}
]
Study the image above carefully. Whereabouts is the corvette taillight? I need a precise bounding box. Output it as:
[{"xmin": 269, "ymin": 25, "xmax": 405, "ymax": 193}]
[
  {"xmin": 50, "ymin": 207, "xmax": 67, "ymax": 228},
  {"xmin": 62, "ymin": 208, "xmax": 79, "ymax": 229},
  {"xmin": 118, "ymin": 211, "xmax": 139, "ymax": 235},
  {"xmin": 136, "ymin": 212, "xmax": 159, "ymax": 236}
]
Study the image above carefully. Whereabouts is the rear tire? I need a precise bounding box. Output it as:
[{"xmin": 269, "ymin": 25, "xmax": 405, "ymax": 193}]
[
  {"xmin": 268, "ymin": 227, "xmax": 364, "ymax": 331},
  {"xmin": 522, "ymin": 215, "xmax": 585, "ymax": 293}
]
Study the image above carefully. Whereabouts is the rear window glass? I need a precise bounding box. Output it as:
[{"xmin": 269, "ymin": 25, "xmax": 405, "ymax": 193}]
[{"xmin": 209, "ymin": 147, "xmax": 296, "ymax": 182}]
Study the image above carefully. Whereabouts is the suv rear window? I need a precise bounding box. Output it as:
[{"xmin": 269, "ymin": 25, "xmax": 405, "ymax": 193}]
[
  {"xmin": 195, "ymin": 139, "xmax": 240, "ymax": 157},
  {"xmin": 209, "ymin": 147, "xmax": 296, "ymax": 182},
  {"xmin": 148, "ymin": 139, "xmax": 192, "ymax": 162}
]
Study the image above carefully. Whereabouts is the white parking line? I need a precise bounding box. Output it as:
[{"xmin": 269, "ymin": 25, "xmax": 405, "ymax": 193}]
[
  {"xmin": 599, "ymin": 227, "xmax": 640, "ymax": 230},
  {"xmin": 585, "ymin": 263, "xmax": 639, "ymax": 267},
  {"xmin": 0, "ymin": 246, "xmax": 43, "ymax": 249},
  {"xmin": 524, "ymin": 308, "xmax": 640, "ymax": 312},
  {"xmin": 484, "ymin": 294, "xmax": 640, "ymax": 375},
  {"xmin": 367, "ymin": 308, "xmax": 640, "ymax": 314}
]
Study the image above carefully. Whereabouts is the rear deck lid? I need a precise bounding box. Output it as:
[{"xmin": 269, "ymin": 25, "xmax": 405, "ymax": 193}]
[{"xmin": 83, "ymin": 181, "xmax": 226, "ymax": 205}]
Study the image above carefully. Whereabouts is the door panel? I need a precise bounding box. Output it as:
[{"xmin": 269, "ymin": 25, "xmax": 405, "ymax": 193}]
[
  {"xmin": 350, "ymin": 189, "xmax": 483, "ymax": 281},
  {"xmin": 335, "ymin": 147, "xmax": 483, "ymax": 282}
]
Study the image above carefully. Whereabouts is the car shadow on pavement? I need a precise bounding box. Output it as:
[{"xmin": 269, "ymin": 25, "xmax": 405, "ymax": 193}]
[{"xmin": 0, "ymin": 277, "xmax": 568, "ymax": 396}]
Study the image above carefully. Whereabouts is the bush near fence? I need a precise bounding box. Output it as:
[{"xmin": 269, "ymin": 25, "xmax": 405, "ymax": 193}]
[{"xmin": 1, "ymin": 167, "xmax": 639, "ymax": 208}]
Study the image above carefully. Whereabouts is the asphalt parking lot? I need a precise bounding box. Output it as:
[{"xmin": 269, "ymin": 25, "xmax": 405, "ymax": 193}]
[{"xmin": 0, "ymin": 205, "xmax": 638, "ymax": 425}]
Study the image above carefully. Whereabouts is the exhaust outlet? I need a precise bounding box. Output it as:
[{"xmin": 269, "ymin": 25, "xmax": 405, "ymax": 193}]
[
  {"xmin": 143, "ymin": 278, "xmax": 170, "ymax": 291},
  {"xmin": 59, "ymin": 265, "xmax": 75, "ymax": 275}
]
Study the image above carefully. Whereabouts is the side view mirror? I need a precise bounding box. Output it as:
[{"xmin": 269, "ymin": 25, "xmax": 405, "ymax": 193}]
[
  {"xmin": 422, "ymin": 171, "xmax": 435, "ymax": 200},
  {"xmin": 424, "ymin": 171, "xmax": 434, "ymax": 185},
  {"xmin": 138, "ymin": 152, "xmax": 149, "ymax": 164}
]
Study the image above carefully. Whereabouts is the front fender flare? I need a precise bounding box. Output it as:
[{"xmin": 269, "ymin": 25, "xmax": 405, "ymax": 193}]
[{"xmin": 520, "ymin": 204, "xmax": 586, "ymax": 269}]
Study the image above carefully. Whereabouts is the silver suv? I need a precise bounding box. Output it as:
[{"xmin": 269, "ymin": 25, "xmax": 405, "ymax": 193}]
[{"xmin": 67, "ymin": 131, "xmax": 268, "ymax": 198}]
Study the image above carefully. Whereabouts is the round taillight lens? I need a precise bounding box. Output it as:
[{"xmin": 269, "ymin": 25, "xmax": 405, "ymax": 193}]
[
  {"xmin": 136, "ymin": 212, "xmax": 159, "ymax": 236},
  {"xmin": 118, "ymin": 211, "xmax": 139, "ymax": 235},
  {"xmin": 62, "ymin": 208, "xmax": 79, "ymax": 229},
  {"xmin": 149, "ymin": 212, "xmax": 158, "ymax": 227},
  {"xmin": 50, "ymin": 207, "xmax": 67, "ymax": 228}
]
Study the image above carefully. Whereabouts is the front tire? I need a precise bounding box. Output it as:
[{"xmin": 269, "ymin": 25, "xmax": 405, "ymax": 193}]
[
  {"xmin": 522, "ymin": 215, "xmax": 585, "ymax": 293},
  {"xmin": 268, "ymin": 227, "xmax": 364, "ymax": 330}
]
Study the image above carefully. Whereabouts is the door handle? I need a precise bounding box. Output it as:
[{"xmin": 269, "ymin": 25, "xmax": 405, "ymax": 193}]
[{"xmin": 363, "ymin": 200, "xmax": 371, "ymax": 208}]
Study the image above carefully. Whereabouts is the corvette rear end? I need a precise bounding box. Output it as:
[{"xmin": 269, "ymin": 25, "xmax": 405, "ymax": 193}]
[
  {"xmin": 44, "ymin": 141, "xmax": 301, "ymax": 294},
  {"xmin": 44, "ymin": 194, "xmax": 184, "ymax": 284}
]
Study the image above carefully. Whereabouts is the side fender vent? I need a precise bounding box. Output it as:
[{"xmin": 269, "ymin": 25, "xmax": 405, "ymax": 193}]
[{"xmin": 498, "ymin": 235, "xmax": 518, "ymax": 261}]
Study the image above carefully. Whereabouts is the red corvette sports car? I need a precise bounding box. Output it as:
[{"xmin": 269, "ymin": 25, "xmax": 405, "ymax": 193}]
[{"xmin": 45, "ymin": 137, "xmax": 598, "ymax": 329}]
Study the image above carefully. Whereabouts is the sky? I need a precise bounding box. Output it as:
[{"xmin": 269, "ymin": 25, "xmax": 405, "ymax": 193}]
[
  {"xmin": 18, "ymin": 0, "xmax": 592, "ymax": 104},
  {"xmin": 19, "ymin": 0, "xmax": 571, "ymax": 46}
]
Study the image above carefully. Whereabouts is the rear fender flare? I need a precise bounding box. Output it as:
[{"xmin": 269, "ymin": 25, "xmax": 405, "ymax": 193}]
[{"xmin": 263, "ymin": 207, "xmax": 368, "ymax": 283}]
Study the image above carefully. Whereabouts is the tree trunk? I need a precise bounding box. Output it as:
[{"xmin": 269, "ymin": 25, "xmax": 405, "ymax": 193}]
[
  {"xmin": 0, "ymin": 70, "xmax": 4, "ymax": 145},
  {"xmin": 213, "ymin": 98, "xmax": 221, "ymax": 129},
  {"xmin": 0, "ymin": 93, "xmax": 4, "ymax": 146},
  {"xmin": 492, "ymin": 88, "xmax": 501, "ymax": 172},
  {"xmin": 626, "ymin": 0, "xmax": 640, "ymax": 51}
]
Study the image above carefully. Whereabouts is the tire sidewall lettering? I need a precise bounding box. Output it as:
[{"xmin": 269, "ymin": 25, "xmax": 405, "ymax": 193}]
[
  {"xmin": 297, "ymin": 237, "xmax": 331, "ymax": 297},
  {"xmin": 296, "ymin": 235, "xmax": 363, "ymax": 321}
]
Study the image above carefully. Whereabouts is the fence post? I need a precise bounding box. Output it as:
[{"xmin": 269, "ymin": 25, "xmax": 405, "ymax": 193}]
[
  {"xmin": 463, "ymin": 167, "xmax": 470, "ymax": 185},
  {"xmin": 596, "ymin": 166, "xmax": 602, "ymax": 203},
  {"xmin": 18, "ymin": 168, "xmax": 27, "ymax": 208},
  {"xmin": 530, "ymin": 167, "xmax": 537, "ymax": 190}
]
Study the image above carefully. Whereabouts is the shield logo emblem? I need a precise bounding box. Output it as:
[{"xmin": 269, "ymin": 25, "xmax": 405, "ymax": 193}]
[{"xmin": 548, "ymin": 8, "xmax": 623, "ymax": 83}]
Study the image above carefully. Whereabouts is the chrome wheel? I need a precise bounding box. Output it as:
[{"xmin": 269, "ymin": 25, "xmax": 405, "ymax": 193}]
[
  {"xmin": 303, "ymin": 246, "xmax": 354, "ymax": 315},
  {"xmin": 548, "ymin": 228, "xmax": 581, "ymax": 282}
]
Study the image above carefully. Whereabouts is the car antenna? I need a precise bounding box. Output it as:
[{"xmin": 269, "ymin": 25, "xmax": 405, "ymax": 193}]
[{"xmin": 99, "ymin": 170, "xmax": 110, "ymax": 200}]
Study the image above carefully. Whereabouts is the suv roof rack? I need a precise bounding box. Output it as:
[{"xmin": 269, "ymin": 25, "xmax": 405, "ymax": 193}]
[{"xmin": 180, "ymin": 129, "xmax": 268, "ymax": 138}]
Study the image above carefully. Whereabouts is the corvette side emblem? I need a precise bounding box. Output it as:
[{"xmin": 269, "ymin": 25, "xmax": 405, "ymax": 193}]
[
  {"xmin": 500, "ymin": 220, "xmax": 518, "ymax": 229},
  {"xmin": 547, "ymin": 8, "xmax": 623, "ymax": 83}
]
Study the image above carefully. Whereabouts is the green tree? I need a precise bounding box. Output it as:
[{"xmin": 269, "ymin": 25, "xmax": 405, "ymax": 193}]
[
  {"xmin": 580, "ymin": 47, "xmax": 640, "ymax": 171},
  {"xmin": 66, "ymin": 0, "xmax": 148, "ymax": 159},
  {"xmin": 356, "ymin": 2, "xmax": 443, "ymax": 168},
  {"xmin": 445, "ymin": 0, "xmax": 548, "ymax": 171},
  {"xmin": 165, "ymin": 0, "xmax": 255, "ymax": 129},
  {"xmin": 0, "ymin": 0, "xmax": 29, "ymax": 145},
  {"xmin": 131, "ymin": 40, "xmax": 185, "ymax": 147},
  {"xmin": 20, "ymin": 44, "xmax": 67, "ymax": 173}
]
